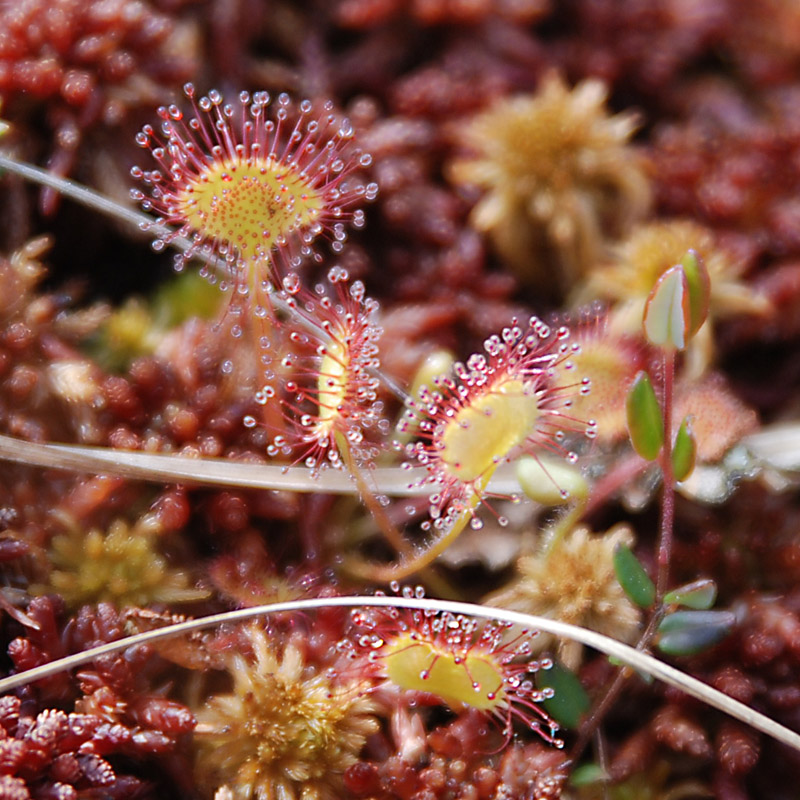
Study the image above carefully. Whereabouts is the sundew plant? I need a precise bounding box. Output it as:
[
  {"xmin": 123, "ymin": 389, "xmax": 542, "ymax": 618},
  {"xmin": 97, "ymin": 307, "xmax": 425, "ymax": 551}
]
[{"xmin": 0, "ymin": 5, "xmax": 800, "ymax": 799}]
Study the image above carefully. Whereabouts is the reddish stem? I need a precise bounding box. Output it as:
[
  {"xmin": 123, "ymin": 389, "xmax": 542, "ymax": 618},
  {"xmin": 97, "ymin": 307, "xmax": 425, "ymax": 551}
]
[
  {"xmin": 570, "ymin": 348, "xmax": 678, "ymax": 766},
  {"xmin": 656, "ymin": 348, "xmax": 676, "ymax": 601},
  {"xmin": 582, "ymin": 452, "xmax": 651, "ymax": 518}
]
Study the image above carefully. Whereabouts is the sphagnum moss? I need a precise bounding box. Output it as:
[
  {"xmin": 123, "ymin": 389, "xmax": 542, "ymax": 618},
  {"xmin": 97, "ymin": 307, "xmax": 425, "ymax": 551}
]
[
  {"xmin": 487, "ymin": 525, "xmax": 642, "ymax": 670},
  {"xmin": 195, "ymin": 625, "xmax": 378, "ymax": 800},
  {"xmin": 450, "ymin": 72, "xmax": 650, "ymax": 297},
  {"xmin": 35, "ymin": 517, "xmax": 208, "ymax": 610}
]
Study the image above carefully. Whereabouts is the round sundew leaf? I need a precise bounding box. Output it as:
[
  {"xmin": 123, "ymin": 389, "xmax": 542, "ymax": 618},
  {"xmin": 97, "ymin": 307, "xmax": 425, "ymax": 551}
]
[
  {"xmin": 176, "ymin": 155, "xmax": 325, "ymax": 253},
  {"xmin": 535, "ymin": 661, "xmax": 590, "ymax": 729},
  {"xmin": 440, "ymin": 379, "xmax": 539, "ymax": 483},
  {"xmin": 383, "ymin": 634, "xmax": 505, "ymax": 712},
  {"xmin": 664, "ymin": 579, "xmax": 717, "ymax": 610},
  {"xmin": 643, "ymin": 265, "xmax": 690, "ymax": 350},
  {"xmin": 672, "ymin": 415, "xmax": 697, "ymax": 482},
  {"xmin": 657, "ymin": 610, "xmax": 736, "ymax": 656},
  {"xmin": 515, "ymin": 454, "xmax": 588, "ymax": 506},
  {"xmin": 626, "ymin": 371, "xmax": 663, "ymax": 461},
  {"xmin": 613, "ymin": 543, "xmax": 656, "ymax": 609},
  {"xmin": 133, "ymin": 86, "xmax": 375, "ymax": 297}
]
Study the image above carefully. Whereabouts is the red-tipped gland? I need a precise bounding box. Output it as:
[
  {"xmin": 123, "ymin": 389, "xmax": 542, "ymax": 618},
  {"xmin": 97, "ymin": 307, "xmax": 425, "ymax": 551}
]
[{"xmin": 132, "ymin": 85, "xmax": 377, "ymax": 292}]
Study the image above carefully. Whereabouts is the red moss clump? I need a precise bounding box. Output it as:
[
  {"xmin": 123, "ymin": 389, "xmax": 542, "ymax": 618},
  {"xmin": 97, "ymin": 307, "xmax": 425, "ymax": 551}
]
[
  {"xmin": 0, "ymin": 696, "xmax": 146, "ymax": 800},
  {"xmin": 333, "ymin": 0, "xmax": 549, "ymax": 29},
  {"xmin": 0, "ymin": 0, "xmax": 199, "ymax": 211},
  {"xmin": 555, "ymin": 0, "xmax": 728, "ymax": 97},
  {"xmin": 9, "ymin": 599, "xmax": 196, "ymax": 745},
  {"xmin": 345, "ymin": 711, "xmax": 569, "ymax": 800},
  {"xmin": 649, "ymin": 83, "xmax": 800, "ymax": 261},
  {"xmin": 1, "ymin": 599, "xmax": 197, "ymax": 796}
]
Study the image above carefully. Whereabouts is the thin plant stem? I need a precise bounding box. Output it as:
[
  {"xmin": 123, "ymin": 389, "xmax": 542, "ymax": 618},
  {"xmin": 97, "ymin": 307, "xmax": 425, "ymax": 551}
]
[
  {"xmin": 0, "ymin": 432, "xmax": 420, "ymax": 494},
  {"xmin": 569, "ymin": 607, "xmax": 664, "ymax": 761},
  {"xmin": 0, "ymin": 432, "xmax": 533, "ymax": 498},
  {"xmin": 570, "ymin": 348, "xmax": 678, "ymax": 762},
  {"xmin": 582, "ymin": 452, "xmax": 651, "ymax": 518},
  {"xmin": 542, "ymin": 496, "xmax": 587, "ymax": 557},
  {"xmin": 594, "ymin": 730, "xmax": 610, "ymax": 800},
  {"xmin": 345, "ymin": 470, "xmax": 492, "ymax": 582},
  {"xmin": 344, "ymin": 500, "xmax": 473, "ymax": 582},
  {"xmin": 656, "ymin": 348, "xmax": 676, "ymax": 600},
  {"xmin": 334, "ymin": 430, "xmax": 412, "ymax": 559},
  {"xmin": 0, "ymin": 152, "xmax": 153, "ymax": 232}
]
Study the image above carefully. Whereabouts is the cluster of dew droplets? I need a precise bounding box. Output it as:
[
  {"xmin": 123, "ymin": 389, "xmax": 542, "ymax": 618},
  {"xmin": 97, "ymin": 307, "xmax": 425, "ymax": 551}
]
[
  {"xmin": 397, "ymin": 315, "xmax": 595, "ymax": 532},
  {"xmin": 246, "ymin": 266, "xmax": 390, "ymax": 472},
  {"xmin": 339, "ymin": 585, "xmax": 562, "ymax": 744},
  {"xmin": 131, "ymin": 84, "xmax": 390, "ymax": 478},
  {"xmin": 131, "ymin": 83, "xmax": 378, "ymax": 286}
]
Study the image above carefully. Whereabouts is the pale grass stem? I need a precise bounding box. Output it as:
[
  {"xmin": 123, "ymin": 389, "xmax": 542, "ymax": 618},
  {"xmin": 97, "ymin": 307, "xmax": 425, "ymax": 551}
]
[{"xmin": 0, "ymin": 595, "xmax": 797, "ymax": 753}]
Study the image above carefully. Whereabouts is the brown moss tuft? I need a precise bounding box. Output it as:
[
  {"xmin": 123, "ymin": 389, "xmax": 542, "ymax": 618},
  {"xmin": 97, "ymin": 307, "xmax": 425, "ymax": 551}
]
[
  {"xmin": 488, "ymin": 524, "xmax": 641, "ymax": 669},
  {"xmin": 450, "ymin": 72, "xmax": 650, "ymax": 298},
  {"xmin": 195, "ymin": 625, "xmax": 379, "ymax": 800}
]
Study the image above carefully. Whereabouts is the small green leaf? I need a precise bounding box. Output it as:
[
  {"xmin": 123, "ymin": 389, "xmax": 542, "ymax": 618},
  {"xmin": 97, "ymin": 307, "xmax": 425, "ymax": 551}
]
[
  {"xmin": 536, "ymin": 661, "xmax": 591, "ymax": 729},
  {"xmin": 664, "ymin": 578, "xmax": 717, "ymax": 610},
  {"xmin": 657, "ymin": 610, "xmax": 735, "ymax": 656},
  {"xmin": 672, "ymin": 416, "xmax": 697, "ymax": 482},
  {"xmin": 613, "ymin": 544, "xmax": 656, "ymax": 608},
  {"xmin": 643, "ymin": 265, "xmax": 690, "ymax": 350},
  {"xmin": 626, "ymin": 371, "xmax": 664, "ymax": 461},
  {"xmin": 680, "ymin": 249, "xmax": 711, "ymax": 338},
  {"xmin": 570, "ymin": 764, "xmax": 608, "ymax": 787}
]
